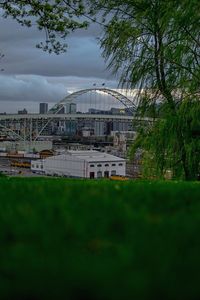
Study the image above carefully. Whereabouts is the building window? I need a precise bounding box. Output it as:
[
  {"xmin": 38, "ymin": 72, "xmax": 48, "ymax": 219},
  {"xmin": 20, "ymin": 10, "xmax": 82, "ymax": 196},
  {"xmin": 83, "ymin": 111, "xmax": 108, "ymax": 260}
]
[
  {"xmin": 97, "ymin": 164, "xmax": 102, "ymax": 167},
  {"xmin": 36, "ymin": 165, "xmax": 39, "ymax": 168},
  {"xmin": 90, "ymin": 164, "xmax": 95, "ymax": 167},
  {"xmin": 32, "ymin": 164, "xmax": 34, "ymax": 168},
  {"xmin": 41, "ymin": 165, "xmax": 43, "ymax": 169},
  {"xmin": 112, "ymin": 163, "xmax": 116, "ymax": 166},
  {"xmin": 119, "ymin": 163, "xmax": 123, "ymax": 166},
  {"xmin": 105, "ymin": 164, "xmax": 109, "ymax": 167}
]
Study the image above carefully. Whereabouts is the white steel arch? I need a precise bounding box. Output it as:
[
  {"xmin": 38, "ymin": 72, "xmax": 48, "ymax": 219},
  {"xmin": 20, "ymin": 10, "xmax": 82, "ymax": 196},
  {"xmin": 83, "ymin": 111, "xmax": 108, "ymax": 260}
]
[
  {"xmin": 34, "ymin": 88, "xmax": 136, "ymax": 141},
  {"xmin": 48, "ymin": 88, "xmax": 136, "ymax": 115}
]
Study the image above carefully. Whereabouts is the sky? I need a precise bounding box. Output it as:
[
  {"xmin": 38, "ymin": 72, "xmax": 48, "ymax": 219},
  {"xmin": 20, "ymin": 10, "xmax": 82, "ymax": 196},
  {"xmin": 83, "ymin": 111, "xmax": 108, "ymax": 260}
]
[{"xmin": 0, "ymin": 11, "xmax": 119, "ymax": 113}]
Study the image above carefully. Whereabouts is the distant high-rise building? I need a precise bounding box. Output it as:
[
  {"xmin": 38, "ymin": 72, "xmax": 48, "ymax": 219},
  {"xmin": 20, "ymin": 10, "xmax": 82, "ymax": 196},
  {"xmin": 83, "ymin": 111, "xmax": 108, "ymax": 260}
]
[
  {"xmin": 66, "ymin": 103, "xmax": 77, "ymax": 114},
  {"xmin": 39, "ymin": 103, "xmax": 48, "ymax": 114},
  {"xmin": 94, "ymin": 121, "xmax": 105, "ymax": 136},
  {"xmin": 65, "ymin": 120, "xmax": 77, "ymax": 135}
]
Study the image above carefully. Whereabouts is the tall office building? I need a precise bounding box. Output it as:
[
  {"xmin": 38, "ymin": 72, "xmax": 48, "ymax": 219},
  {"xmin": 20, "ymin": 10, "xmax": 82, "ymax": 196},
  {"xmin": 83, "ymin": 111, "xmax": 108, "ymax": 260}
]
[
  {"xmin": 66, "ymin": 103, "xmax": 77, "ymax": 114},
  {"xmin": 39, "ymin": 103, "xmax": 48, "ymax": 114},
  {"xmin": 94, "ymin": 121, "xmax": 105, "ymax": 136}
]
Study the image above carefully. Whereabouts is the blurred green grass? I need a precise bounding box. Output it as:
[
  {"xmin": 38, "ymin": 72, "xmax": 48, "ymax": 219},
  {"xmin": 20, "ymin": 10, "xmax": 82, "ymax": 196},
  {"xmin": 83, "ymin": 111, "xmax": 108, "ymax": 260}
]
[{"xmin": 0, "ymin": 177, "xmax": 200, "ymax": 300}]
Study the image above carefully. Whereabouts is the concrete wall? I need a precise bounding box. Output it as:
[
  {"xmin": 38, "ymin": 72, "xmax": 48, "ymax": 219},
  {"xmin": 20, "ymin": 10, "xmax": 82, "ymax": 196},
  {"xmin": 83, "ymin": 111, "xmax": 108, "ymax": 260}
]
[
  {"xmin": 87, "ymin": 161, "xmax": 125, "ymax": 178},
  {"xmin": 31, "ymin": 159, "xmax": 44, "ymax": 173},
  {"xmin": 44, "ymin": 155, "xmax": 86, "ymax": 177}
]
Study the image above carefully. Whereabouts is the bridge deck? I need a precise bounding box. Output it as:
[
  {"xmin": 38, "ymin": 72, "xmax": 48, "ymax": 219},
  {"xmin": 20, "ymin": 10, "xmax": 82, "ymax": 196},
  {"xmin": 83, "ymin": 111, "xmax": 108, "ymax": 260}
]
[{"xmin": 0, "ymin": 113, "xmax": 154, "ymax": 122}]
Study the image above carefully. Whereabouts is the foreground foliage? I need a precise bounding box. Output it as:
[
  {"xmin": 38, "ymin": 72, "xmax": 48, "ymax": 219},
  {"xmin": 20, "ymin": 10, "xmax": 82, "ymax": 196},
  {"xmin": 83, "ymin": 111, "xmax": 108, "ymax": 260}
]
[
  {"xmin": 0, "ymin": 178, "xmax": 200, "ymax": 300},
  {"xmin": 131, "ymin": 99, "xmax": 200, "ymax": 180}
]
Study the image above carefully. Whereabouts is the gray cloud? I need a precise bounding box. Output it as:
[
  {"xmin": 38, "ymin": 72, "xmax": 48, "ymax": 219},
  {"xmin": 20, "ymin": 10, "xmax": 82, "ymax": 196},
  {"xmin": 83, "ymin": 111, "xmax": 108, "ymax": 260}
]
[
  {"xmin": 0, "ymin": 74, "xmax": 68, "ymax": 102},
  {"xmin": 0, "ymin": 11, "xmax": 119, "ymax": 112},
  {"xmin": 0, "ymin": 74, "xmax": 118, "ymax": 102},
  {"xmin": 0, "ymin": 14, "xmax": 111, "ymax": 78}
]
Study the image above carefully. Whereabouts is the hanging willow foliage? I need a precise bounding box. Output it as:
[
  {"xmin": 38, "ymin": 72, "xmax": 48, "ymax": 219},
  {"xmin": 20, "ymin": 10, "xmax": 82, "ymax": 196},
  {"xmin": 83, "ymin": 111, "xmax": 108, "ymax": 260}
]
[{"xmin": 131, "ymin": 99, "xmax": 200, "ymax": 180}]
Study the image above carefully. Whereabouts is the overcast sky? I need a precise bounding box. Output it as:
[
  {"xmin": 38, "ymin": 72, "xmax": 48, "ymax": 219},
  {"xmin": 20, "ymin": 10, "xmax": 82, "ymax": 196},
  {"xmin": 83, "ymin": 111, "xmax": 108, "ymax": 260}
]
[{"xmin": 0, "ymin": 12, "xmax": 118, "ymax": 113}]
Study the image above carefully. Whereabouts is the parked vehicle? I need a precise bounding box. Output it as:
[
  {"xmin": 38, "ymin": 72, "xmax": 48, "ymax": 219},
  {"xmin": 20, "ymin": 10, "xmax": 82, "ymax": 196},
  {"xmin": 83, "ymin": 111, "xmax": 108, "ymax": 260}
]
[{"xmin": 10, "ymin": 160, "xmax": 31, "ymax": 168}]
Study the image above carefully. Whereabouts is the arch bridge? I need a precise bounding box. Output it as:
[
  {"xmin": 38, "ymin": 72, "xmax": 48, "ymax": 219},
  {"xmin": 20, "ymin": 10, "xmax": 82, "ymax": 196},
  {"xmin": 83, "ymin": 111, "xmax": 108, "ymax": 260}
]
[
  {"xmin": 48, "ymin": 88, "xmax": 136, "ymax": 115},
  {"xmin": 0, "ymin": 88, "xmax": 151, "ymax": 143}
]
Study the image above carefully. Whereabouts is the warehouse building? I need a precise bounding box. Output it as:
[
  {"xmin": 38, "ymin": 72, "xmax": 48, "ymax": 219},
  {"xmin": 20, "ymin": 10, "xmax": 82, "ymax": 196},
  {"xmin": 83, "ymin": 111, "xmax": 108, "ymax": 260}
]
[{"xmin": 31, "ymin": 150, "xmax": 126, "ymax": 178}]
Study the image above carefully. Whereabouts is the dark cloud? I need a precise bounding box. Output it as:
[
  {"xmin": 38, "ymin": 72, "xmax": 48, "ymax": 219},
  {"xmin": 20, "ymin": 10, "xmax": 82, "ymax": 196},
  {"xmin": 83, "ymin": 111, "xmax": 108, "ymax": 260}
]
[
  {"xmin": 0, "ymin": 74, "xmax": 117, "ymax": 103},
  {"xmin": 0, "ymin": 14, "xmax": 110, "ymax": 78},
  {"xmin": 0, "ymin": 74, "xmax": 67, "ymax": 102},
  {"xmin": 0, "ymin": 12, "xmax": 118, "ymax": 111},
  {"xmin": 2, "ymin": 37, "xmax": 108, "ymax": 78}
]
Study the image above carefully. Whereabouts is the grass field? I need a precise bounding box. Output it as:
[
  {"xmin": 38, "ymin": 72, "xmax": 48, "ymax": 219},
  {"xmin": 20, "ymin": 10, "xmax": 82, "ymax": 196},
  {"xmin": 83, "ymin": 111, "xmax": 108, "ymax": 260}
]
[{"xmin": 0, "ymin": 177, "xmax": 200, "ymax": 300}]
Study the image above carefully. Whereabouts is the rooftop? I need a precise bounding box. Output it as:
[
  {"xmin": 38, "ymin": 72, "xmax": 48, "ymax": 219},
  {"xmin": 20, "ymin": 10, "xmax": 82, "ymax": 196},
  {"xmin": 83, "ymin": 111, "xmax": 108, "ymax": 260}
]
[{"xmin": 47, "ymin": 150, "xmax": 125, "ymax": 163}]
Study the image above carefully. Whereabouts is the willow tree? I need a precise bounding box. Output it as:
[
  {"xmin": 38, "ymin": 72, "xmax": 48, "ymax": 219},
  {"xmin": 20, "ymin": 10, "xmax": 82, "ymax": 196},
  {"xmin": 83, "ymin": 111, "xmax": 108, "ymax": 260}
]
[
  {"xmin": 1, "ymin": 0, "xmax": 199, "ymax": 179},
  {"xmin": 88, "ymin": 0, "xmax": 200, "ymax": 180}
]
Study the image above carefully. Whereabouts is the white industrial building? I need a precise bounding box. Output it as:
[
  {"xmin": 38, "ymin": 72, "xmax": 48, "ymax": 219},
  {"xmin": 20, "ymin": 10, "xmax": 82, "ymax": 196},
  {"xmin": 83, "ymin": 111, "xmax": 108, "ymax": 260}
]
[{"xmin": 31, "ymin": 150, "xmax": 126, "ymax": 178}]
